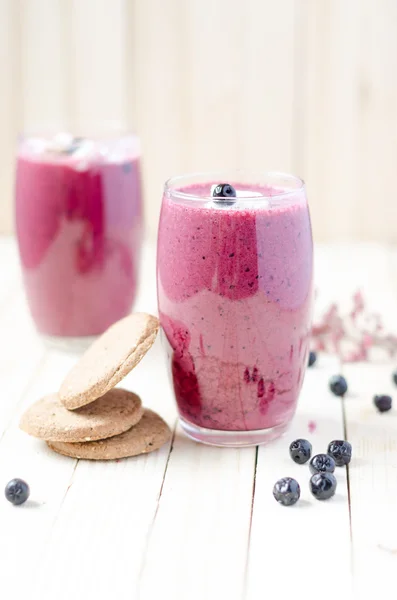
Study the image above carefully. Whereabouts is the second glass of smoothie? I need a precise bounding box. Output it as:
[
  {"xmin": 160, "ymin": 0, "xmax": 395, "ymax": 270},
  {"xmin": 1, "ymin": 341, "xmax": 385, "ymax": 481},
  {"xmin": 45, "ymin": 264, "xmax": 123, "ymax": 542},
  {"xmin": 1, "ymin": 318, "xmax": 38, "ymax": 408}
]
[
  {"xmin": 15, "ymin": 132, "xmax": 143, "ymax": 349},
  {"xmin": 157, "ymin": 171, "xmax": 313, "ymax": 446}
]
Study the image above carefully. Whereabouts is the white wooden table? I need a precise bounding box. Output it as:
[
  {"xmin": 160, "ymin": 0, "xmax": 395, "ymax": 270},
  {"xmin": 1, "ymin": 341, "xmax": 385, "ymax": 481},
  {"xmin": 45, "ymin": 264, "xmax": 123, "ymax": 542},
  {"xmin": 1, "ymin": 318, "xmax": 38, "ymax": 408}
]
[{"xmin": 1, "ymin": 237, "xmax": 397, "ymax": 600}]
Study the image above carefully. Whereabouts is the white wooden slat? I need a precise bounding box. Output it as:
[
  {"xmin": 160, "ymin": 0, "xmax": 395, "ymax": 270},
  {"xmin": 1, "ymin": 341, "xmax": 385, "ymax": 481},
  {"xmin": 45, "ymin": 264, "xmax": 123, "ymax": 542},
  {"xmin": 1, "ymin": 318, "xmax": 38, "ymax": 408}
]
[
  {"xmin": 68, "ymin": 0, "xmax": 129, "ymax": 134},
  {"xmin": 185, "ymin": 0, "xmax": 242, "ymax": 171},
  {"xmin": 354, "ymin": 0, "xmax": 397, "ymax": 243},
  {"xmin": 138, "ymin": 438, "xmax": 256, "ymax": 600},
  {"xmin": 30, "ymin": 432, "xmax": 173, "ymax": 600},
  {"xmin": 340, "ymin": 245, "xmax": 397, "ymax": 598},
  {"xmin": 0, "ymin": 0, "xmax": 20, "ymax": 234},
  {"xmin": 301, "ymin": 0, "xmax": 363, "ymax": 243},
  {"xmin": 238, "ymin": 0, "xmax": 298, "ymax": 173},
  {"xmin": 342, "ymin": 363, "xmax": 397, "ymax": 599},
  {"xmin": 131, "ymin": 0, "xmax": 189, "ymax": 237},
  {"xmin": 19, "ymin": 0, "xmax": 69, "ymax": 131},
  {"xmin": 246, "ymin": 356, "xmax": 352, "ymax": 600}
]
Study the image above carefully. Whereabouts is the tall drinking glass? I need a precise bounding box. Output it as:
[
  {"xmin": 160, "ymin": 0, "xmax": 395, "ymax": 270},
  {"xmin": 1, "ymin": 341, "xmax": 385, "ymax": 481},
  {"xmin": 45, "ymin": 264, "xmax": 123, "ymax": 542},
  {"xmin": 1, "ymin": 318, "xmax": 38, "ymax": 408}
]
[
  {"xmin": 15, "ymin": 132, "xmax": 143, "ymax": 349},
  {"xmin": 157, "ymin": 171, "xmax": 313, "ymax": 447}
]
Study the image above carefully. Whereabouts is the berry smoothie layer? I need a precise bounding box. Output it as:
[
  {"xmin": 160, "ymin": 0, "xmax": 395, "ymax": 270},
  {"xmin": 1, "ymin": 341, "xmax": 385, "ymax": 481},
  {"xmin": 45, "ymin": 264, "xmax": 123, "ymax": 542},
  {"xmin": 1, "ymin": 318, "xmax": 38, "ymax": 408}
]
[
  {"xmin": 16, "ymin": 135, "xmax": 143, "ymax": 337},
  {"xmin": 157, "ymin": 181, "xmax": 313, "ymax": 431}
]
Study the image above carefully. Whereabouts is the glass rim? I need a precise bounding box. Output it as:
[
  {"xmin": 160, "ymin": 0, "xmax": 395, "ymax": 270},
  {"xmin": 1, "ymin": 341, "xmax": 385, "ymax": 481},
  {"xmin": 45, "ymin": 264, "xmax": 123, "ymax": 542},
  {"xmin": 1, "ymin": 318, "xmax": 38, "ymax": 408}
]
[
  {"xmin": 17, "ymin": 129, "xmax": 140, "ymax": 142},
  {"xmin": 17, "ymin": 129, "xmax": 141, "ymax": 162},
  {"xmin": 165, "ymin": 170, "xmax": 305, "ymax": 202}
]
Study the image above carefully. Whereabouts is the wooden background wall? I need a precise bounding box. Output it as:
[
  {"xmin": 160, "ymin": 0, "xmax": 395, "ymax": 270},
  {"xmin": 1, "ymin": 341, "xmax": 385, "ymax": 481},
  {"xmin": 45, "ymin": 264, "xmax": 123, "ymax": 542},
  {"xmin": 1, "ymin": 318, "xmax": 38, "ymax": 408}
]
[{"xmin": 1, "ymin": 0, "xmax": 397, "ymax": 242}]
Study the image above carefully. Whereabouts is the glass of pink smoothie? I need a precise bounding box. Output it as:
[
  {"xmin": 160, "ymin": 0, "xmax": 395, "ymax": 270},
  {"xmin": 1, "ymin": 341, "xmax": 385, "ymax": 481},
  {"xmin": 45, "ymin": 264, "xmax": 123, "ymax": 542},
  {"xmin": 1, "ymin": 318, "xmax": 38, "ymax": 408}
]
[
  {"xmin": 15, "ymin": 132, "xmax": 143, "ymax": 349},
  {"xmin": 157, "ymin": 172, "xmax": 313, "ymax": 447}
]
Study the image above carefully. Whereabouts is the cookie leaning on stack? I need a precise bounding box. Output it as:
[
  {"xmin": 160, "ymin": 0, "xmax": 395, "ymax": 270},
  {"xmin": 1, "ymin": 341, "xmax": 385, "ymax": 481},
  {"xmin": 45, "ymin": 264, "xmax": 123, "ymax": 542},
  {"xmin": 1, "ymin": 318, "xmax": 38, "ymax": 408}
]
[
  {"xmin": 20, "ymin": 313, "xmax": 171, "ymax": 460},
  {"xmin": 59, "ymin": 312, "xmax": 160, "ymax": 410}
]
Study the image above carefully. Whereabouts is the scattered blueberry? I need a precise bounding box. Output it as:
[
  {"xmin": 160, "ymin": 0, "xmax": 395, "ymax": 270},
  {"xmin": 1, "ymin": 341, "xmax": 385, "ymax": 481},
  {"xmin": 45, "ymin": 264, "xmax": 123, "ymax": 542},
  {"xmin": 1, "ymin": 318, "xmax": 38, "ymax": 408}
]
[
  {"xmin": 212, "ymin": 183, "xmax": 237, "ymax": 205},
  {"xmin": 392, "ymin": 369, "xmax": 397, "ymax": 386},
  {"xmin": 309, "ymin": 453, "xmax": 336, "ymax": 474},
  {"xmin": 308, "ymin": 351, "xmax": 317, "ymax": 367},
  {"xmin": 5, "ymin": 479, "xmax": 30, "ymax": 506},
  {"xmin": 273, "ymin": 477, "xmax": 300, "ymax": 506},
  {"xmin": 310, "ymin": 472, "xmax": 337, "ymax": 500},
  {"xmin": 289, "ymin": 439, "xmax": 312, "ymax": 464},
  {"xmin": 329, "ymin": 375, "xmax": 348, "ymax": 397},
  {"xmin": 327, "ymin": 440, "xmax": 352, "ymax": 466},
  {"xmin": 374, "ymin": 394, "xmax": 392, "ymax": 413}
]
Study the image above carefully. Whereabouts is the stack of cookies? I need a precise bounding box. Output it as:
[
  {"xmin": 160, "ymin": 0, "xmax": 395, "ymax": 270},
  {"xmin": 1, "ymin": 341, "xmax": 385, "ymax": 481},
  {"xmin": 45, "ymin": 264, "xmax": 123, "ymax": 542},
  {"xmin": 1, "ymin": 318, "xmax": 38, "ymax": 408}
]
[{"xmin": 20, "ymin": 313, "xmax": 171, "ymax": 460}]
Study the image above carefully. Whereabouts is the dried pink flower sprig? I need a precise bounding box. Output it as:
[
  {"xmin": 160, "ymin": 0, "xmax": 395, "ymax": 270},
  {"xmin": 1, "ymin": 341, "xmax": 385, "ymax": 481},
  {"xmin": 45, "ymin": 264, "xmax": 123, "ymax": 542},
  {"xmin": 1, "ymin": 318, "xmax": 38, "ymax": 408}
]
[{"xmin": 312, "ymin": 291, "xmax": 397, "ymax": 363}]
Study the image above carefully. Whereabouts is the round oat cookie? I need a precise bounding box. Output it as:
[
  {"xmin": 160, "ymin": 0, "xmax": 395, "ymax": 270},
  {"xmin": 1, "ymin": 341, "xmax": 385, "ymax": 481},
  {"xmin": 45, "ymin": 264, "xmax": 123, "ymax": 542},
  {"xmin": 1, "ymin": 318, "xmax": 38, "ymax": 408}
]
[
  {"xmin": 46, "ymin": 409, "xmax": 171, "ymax": 460},
  {"xmin": 59, "ymin": 313, "xmax": 159, "ymax": 410},
  {"xmin": 20, "ymin": 389, "xmax": 143, "ymax": 443}
]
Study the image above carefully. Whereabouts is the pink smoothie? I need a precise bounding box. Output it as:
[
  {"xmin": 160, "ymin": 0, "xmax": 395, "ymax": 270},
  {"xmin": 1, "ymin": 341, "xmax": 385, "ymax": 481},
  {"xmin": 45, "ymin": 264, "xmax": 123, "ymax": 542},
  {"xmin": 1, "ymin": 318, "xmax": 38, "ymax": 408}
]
[
  {"xmin": 157, "ymin": 181, "xmax": 313, "ymax": 431},
  {"xmin": 16, "ymin": 135, "xmax": 143, "ymax": 337}
]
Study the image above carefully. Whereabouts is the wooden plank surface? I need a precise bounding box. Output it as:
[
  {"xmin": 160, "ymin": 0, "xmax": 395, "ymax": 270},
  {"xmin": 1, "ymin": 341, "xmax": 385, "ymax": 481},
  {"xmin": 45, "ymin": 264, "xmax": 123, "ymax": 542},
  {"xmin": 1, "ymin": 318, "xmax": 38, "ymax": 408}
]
[
  {"xmin": 343, "ymin": 363, "xmax": 397, "ymax": 599},
  {"xmin": 1, "ymin": 240, "xmax": 397, "ymax": 600},
  {"xmin": 138, "ymin": 433, "xmax": 256, "ymax": 600}
]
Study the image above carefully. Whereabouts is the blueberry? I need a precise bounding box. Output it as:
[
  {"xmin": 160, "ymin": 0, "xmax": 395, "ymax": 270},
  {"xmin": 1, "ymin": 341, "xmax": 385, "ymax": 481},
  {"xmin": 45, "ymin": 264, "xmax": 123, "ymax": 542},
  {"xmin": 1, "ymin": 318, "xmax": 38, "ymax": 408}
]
[
  {"xmin": 329, "ymin": 375, "xmax": 348, "ymax": 397},
  {"xmin": 309, "ymin": 453, "xmax": 336, "ymax": 474},
  {"xmin": 212, "ymin": 183, "xmax": 237, "ymax": 205},
  {"xmin": 327, "ymin": 440, "xmax": 352, "ymax": 466},
  {"xmin": 374, "ymin": 394, "xmax": 392, "ymax": 413},
  {"xmin": 308, "ymin": 351, "xmax": 317, "ymax": 367},
  {"xmin": 289, "ymin": 438, "xmax": 312, "ymax": 464},
  {"xmin": 5, "ymin": 479, "xmax": 30, "ymax": 506},
  {"xmin": 65, "ymin": 137, "xmax": 84, "ymax": 155},
  {"xmin": 310, "ymin": 472, "xmax": 337, "ymax": 500},
  {"xmin": 273, "ymin": 477, "xmax": 300, "ymax": 506},
  {"xmin": 393, "ymin": 370, "xmax": 397, "ymax": 386}
]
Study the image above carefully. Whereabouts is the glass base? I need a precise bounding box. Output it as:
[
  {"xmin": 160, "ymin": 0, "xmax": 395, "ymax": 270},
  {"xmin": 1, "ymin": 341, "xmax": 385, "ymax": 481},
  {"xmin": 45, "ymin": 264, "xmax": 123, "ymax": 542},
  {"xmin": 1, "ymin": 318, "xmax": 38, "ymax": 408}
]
[
  {"xmin": 41, "ymin": 333, "xmax": 98, "ymax": 354},
  {"xmin": 180, "ymin": 417, "xmax": 290, "ymax": 448}
]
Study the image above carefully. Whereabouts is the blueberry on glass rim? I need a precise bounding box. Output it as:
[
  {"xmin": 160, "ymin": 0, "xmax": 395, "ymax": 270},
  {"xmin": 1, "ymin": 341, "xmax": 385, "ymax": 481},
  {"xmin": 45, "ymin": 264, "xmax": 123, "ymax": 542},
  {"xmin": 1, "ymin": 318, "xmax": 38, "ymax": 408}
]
[
  {"xmin": 289, "ymin": 438, "xmax": 312, "ymax": 464},
  {"xmin": 212, "ymin": 183, "xmax": 237, "ymax": 205},
  {"xmin": 64, "ymin": 137, "xmax": 85, "ymax": 155},
  {"xmin": 310, "ymin": 472, "xmax": 337, "ymax": 501},
  {"xmin": 273, "ymin": 477, "xmax": 300, "ymax": 506},
  {"xmin": 5, "ymin": 479, "xmax": 30, "ymax": 506},
  {"xmin": 327, "ymin": 440, "xmax": 352, "ymax": 466},
  {"xmin": 309, "ymin": 453, "xmax": 336, "ymax": 474},
  {"xmin": 374, "ymin": 394, "xmax": 392, "ymax": 413},
  {"xmin": 308, "ymin": 351, "xmax": 317, "ymax": 367},
  {"xmin": 392, "ymin": 369, "xmax": 397, "ymax": 386},
  {"xmin": 329, "ymin": 374, "xmax": 348, "ymax": 397}
]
